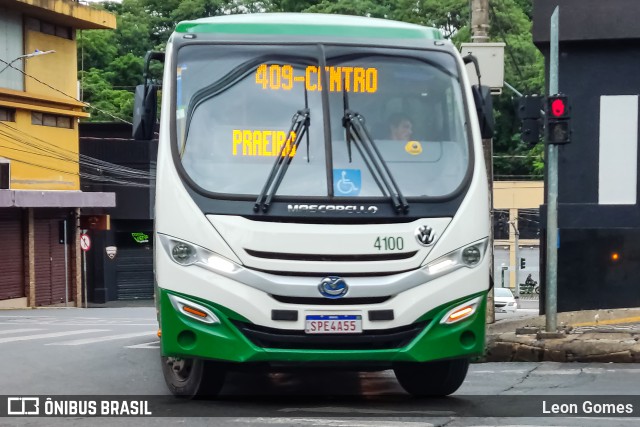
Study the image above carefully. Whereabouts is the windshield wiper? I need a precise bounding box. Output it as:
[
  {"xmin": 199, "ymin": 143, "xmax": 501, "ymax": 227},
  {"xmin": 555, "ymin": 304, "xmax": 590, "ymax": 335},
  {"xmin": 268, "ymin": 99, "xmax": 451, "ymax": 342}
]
[
  {"xmin": 254, "ymin": 95, "xmax": 310, "ymax": 213},
  {"xmin": 342, "ymin": 92, "xmax": 409, "ymax": 214}
]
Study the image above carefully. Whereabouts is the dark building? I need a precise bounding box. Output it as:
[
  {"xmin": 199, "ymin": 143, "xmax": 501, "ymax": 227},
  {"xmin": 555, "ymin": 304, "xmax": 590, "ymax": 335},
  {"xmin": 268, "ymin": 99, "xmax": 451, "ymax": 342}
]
[
  {"xmin": 534, "ymin": 0, "xmax": 640, "ymax": 311},
  {"xmin": 80, "ymin": 123, "xmax": 156, "ymax": 303}
]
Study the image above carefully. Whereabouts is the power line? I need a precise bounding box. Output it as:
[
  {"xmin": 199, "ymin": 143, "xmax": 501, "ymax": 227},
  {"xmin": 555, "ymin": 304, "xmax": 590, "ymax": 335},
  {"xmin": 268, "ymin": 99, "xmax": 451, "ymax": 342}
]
[
  {"xmin": 0, "ymin": 122, "xmax": 154, "ymax": 179},
  {"xmin": 0, "ymin": 124, "xmax": 154, "ymax": 185},
  {"xmin": 0, "ymin": 57, "xmax": 133, "ymax": 125},
  {"xmin": 0, "ymin": 153, "xmax": 152, "ymax": 188}
]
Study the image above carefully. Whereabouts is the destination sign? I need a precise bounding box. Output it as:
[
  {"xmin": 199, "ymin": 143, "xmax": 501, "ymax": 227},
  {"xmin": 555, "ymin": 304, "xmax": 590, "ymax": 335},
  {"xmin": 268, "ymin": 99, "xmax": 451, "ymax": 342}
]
[
  {"xmin": 255, "ymin": 64, "xmax": 378, "ymax": 93},
  {"xmin": 232, "ymin": 129, "xmax": 297, "ymax": 157}
]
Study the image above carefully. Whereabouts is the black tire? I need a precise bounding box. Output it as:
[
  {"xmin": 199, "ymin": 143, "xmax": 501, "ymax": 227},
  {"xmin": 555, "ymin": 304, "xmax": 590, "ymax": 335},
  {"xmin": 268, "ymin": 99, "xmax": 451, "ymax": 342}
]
[
  {"xmin": 161, "ymin": 355, "xmax": 227, "ymax": 398},
  {"xmin": 393, "ymin": 358, "xmax": 469, "ymax": 397}
]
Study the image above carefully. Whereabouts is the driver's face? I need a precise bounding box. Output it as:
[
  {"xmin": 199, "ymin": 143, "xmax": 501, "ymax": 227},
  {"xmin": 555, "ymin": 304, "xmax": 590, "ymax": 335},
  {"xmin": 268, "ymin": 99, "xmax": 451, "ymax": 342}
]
[{"xmin": 392, "ymin": 120, "xmax": 413, "ymax": 141}]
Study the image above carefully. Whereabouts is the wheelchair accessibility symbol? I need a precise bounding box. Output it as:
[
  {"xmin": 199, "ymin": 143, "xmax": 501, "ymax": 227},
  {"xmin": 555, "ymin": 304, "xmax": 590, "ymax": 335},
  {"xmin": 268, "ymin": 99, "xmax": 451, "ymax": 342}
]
[{"xmin": 333, "ymin": 169, "xmax": 361, "ymax": 196}]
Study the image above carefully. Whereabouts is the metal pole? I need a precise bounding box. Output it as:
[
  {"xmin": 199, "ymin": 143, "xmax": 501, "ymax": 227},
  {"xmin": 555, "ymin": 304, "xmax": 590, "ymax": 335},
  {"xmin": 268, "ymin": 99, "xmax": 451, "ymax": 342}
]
[
  {"xmin": 82, "ymin": 230, "xmax": 88, "ymax": 309},
  {"xmin": 546, "ymin": 7, "xmax": 559, "ymax": 332},
  {"xmin": 63, "ymin": 219, "xmax": 69, "ymax": 307},
  {"xmin": 511, "ymin": 220, "xmax": 520, "ymax": 296}
]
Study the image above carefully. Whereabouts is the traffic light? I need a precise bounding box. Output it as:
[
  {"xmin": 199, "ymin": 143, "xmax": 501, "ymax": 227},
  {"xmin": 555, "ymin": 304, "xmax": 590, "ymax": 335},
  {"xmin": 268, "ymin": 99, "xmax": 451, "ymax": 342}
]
[
  {"xmin": 520, "ymin": 258, "xmax": 526, "ymax": 269},
  {"xmin": 517, "ymin": 95, "xmax": 543, "ymax": 145},
  {"xmin": 546, "ymin": 94, "xmax": 571, "ymax": 144}
]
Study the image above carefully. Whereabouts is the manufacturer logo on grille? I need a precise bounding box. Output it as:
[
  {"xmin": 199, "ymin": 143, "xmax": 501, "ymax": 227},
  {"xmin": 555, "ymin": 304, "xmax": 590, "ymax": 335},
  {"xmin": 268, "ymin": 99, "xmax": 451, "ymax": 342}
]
[
  {"xmin": 318, "ymin": 276, "xmax": 349, "ymax": 299},
  {"xmin": 416, "ymin": 225, "xmax": 436, "ymax": 246}
]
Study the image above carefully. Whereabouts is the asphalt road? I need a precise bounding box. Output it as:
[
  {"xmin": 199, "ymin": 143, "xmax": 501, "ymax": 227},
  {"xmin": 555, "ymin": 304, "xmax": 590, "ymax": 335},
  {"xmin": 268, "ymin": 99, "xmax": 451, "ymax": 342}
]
[{"xmin": 1, "ymin": 307, "xmax": 638, "ymax": 427}]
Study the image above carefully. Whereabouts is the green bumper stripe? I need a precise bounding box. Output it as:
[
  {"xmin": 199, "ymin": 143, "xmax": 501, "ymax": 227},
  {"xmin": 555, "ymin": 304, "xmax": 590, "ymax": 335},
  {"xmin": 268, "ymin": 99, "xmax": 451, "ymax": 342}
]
[{"xmin": 159, "ymin": 288, "xmax": 486, "ymax": 363}]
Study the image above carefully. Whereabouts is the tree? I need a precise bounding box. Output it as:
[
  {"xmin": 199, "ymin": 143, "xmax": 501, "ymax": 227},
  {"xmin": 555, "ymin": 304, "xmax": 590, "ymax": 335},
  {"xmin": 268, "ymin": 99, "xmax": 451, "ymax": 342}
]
[
  {"xmin": 488, "ymin": 0, "xmax": 544, "ymax": 179},
  {"xmin": 304, "ymin": 0, "xmax": 394, "ymax": 18},
  {"xmin": 78, "ymin": 29, "xmax": 117, "ymax": 71}
]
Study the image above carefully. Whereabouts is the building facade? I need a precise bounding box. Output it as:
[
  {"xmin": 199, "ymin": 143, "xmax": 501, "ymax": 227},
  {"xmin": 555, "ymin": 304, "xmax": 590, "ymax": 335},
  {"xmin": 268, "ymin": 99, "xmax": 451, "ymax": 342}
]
[
  {"xmin": 80, "ymin": 123, "xmax": 156, "ymax": 303},
  {"xmin": 0, "ymin": 0, "xmax": 116, "ymax": 308},
  {"xmin": 493, "ymin": 181, "xmax": 544, "ymax": 292},
  {"xmin": 534, "ymin": 0, "xmax": 640, "ymax": 312}
]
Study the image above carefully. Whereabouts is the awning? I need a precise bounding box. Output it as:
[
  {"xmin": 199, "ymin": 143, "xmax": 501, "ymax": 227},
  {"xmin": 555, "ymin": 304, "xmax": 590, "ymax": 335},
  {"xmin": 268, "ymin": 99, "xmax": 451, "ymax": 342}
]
[{"xmin": 0, "ymin": 190, "xmax": 115, "ymax": 208}]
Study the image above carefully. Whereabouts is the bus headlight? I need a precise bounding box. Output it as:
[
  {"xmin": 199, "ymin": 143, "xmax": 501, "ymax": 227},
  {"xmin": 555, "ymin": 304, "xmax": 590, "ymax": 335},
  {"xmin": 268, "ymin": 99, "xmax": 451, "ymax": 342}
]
[
  {"xmin": 171, "ymin": 242, "xmax": 197, "ymax": 265},
  {"xmin": 424, "ymin": 238, "xmax": 488, "ymax": 279},
  {"xmin": 159, "ymin": 234, "xmax": 240, "ymax": 274},
  {"xmin": 462, "ymin": 246, "xmax": 482, "ymax": 266}
]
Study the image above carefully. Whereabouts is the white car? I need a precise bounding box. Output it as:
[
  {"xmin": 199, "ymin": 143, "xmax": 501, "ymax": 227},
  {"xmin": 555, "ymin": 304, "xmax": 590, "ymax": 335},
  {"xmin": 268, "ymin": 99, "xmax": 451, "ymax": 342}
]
[{"xmin": 494, "ymin": 287, "xmax": 518, "ymax": 313}]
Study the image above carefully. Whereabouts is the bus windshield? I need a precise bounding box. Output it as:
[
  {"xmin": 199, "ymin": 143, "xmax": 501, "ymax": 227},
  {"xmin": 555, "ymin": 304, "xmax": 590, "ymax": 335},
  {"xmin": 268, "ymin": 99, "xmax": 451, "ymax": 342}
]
[{"xmin": 176, "ymin": 44, "xmax": 470, "ymax": 199}]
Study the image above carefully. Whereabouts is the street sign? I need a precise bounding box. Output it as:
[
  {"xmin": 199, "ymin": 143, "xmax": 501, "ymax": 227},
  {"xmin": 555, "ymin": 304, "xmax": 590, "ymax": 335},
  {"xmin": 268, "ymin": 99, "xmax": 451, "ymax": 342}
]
[{"xmin": 80, "ymin": 234, "xmax": 91, "ymax": 252}]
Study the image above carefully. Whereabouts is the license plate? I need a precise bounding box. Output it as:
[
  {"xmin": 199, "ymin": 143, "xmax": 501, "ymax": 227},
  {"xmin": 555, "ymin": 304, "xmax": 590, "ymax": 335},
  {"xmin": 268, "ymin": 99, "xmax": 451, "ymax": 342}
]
[{"xmin": 305, "ymin": 315, "xmax": 362, "ymax": 334}]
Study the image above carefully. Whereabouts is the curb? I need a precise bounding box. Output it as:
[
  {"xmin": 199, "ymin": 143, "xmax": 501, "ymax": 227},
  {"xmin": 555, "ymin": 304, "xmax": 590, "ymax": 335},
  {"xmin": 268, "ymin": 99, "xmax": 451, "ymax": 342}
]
[{"xmin": 484, "ymin": 307, "xmax": 640, "ymax": 363}]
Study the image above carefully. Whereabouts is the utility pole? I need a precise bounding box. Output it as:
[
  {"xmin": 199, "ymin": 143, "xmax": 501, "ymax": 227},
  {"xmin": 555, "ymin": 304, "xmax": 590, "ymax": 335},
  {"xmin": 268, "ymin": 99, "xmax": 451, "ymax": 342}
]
[
  {"xmin": 545, "ymin": 7, "xmax": 560, "ymax": 333},
  {"xmin": 472, "ymin": 0, "xmax": 494, "ymax": 323},
  {"xmin": 471, "ymin": 0, "xmax": 490, "ymax": 43},
  {"xmin": 510, "ymin": 219, "xmax": 520, "ymax": 296}
]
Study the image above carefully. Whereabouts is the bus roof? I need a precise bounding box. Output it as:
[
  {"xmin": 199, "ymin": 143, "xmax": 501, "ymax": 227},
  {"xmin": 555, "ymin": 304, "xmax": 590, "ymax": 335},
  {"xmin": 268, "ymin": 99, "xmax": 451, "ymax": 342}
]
[{"xmin": 174, "ymin": 13, "xmax": 443, "ymax": 40}]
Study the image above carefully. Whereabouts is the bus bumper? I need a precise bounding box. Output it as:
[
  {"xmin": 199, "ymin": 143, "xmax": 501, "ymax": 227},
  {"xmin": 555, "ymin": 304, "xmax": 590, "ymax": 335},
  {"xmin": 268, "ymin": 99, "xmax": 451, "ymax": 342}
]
[{"xmin": 158, "ymin": 288, "xmax": 486, "ymax": 364}]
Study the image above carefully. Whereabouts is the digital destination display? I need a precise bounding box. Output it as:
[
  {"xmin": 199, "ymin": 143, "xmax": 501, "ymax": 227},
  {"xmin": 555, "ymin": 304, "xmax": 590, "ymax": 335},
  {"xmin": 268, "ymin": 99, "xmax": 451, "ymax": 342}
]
[
  {"xmin": 255, "ymin": 64, "xmax": 378, "ymax": 93},
  {"xmin": 232, "ymin": 129, "xmax": 297, "ymax": 157}
]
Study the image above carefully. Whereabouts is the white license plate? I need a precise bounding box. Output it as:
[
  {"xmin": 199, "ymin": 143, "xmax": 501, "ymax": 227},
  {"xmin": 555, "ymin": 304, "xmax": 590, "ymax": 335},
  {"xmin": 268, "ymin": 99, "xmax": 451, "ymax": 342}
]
[{"xmin": 305, "ymin": 315, "xmax": 362, "ymax": 334}]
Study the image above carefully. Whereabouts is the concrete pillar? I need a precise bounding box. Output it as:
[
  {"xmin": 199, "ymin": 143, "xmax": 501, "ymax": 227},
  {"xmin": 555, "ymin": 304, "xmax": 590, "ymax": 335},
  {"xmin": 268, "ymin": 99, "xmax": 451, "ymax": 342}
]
[
  {"xmin": 74, "ymin": 208, "xmax": 82, "ymax": 307},
  {"xmin": 25, "ymin": 208, "xmax": 35, "ymax": 308}
]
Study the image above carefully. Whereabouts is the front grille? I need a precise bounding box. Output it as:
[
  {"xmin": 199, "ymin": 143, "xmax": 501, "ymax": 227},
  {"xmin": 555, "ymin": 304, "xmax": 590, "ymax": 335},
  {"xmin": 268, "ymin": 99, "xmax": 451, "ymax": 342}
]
[
  {"xmin": 245, "ymin": 248, "xmax": 417, "ymax": 262},
  {"xmin": 495, "ymin": 302, "xmax": 507, "ymax": 307},
  {"xmin": 231, "ymin": 320, "xmax": 428, "ymax": 350},
  {"xmin": 270, "ymin": 295, "xmax": 391, "ymax": 305}
]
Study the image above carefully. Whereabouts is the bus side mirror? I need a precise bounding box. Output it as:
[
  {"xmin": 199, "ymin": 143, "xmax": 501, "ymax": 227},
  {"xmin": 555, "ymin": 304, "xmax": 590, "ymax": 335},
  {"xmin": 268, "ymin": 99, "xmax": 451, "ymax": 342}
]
[
  {"xmin": 472, "ymin": 84, "xmax": 494, "ymax": 139},
  {"xmin": 132, "ymin": 84, "xmax": 158, "ymax": 140},
  {"xmin": 133, "ymin": 50, "xmax": 165, "ymax": 140}
]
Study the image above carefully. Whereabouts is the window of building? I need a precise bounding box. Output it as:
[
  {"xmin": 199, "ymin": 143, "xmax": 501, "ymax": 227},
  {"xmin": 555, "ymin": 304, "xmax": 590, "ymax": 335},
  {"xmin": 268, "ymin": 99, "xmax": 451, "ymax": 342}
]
[
  {"xmin": 0, "ymin": 161, "xmax": 9, "ymax": 189},
  {"xmin": 31, "ymin": 112, "xmax": 74, "ymax": 129},
  {"xmin": 24, "ymin": 17, "xmax": 72, "ymax": 40},
  {"xmin": 518, "ymin": 209, "xmax": 540, "ymax": 239},
  {"xmin": 493, "ymin": 209, "xmax": 510, "ymax": 240},
  {"xmin": 0, "ymin": 108, "xmax": 16, "ymax": 122},
  {"xmin": 0, "ymin": 12, "xmax": 25, "ymax": 91}
]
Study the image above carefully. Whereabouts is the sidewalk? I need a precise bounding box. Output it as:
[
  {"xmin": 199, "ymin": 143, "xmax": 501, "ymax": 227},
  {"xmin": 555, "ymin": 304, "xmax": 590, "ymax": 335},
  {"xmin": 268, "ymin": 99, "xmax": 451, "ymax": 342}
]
[
  {"xmin": 88, "ymin": 299, "xmax": 154, "ymax": 308},
  {"xmin": 485, "ymin": 307, "xmax": 640, "ymax": 363}
]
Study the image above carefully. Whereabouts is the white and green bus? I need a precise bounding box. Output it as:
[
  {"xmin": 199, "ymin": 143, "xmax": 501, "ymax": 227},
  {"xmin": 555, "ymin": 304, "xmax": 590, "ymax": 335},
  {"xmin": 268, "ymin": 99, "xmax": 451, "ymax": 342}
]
[{"xmin": 134, "ymin": 13, "xmax": 494, "ymax": 398}]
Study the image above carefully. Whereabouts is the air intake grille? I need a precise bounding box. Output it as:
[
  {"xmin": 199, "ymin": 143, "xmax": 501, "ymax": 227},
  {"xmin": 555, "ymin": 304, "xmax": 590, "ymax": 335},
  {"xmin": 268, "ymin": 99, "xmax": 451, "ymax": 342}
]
[
  {"xmin": 231, "ymin": 320, "xmax": 428, "ymax": 350},
  {"xmin": 270, "ymin": 295, "xmax": 391, "ymax": 305},
  {"xmin": 245, "ymin": 249, "xmax": 417, "ymax": 262}
]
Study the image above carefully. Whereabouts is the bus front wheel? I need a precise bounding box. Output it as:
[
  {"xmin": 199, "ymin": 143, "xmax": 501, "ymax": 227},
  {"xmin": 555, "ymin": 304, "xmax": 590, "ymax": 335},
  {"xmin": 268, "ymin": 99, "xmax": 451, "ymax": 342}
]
[
  {"xmin": 161, "ymin": 356, "xmax": 226, "ymax": 398},
  {"xmin": 393, "ymin": 358, "xmax": 469, "ymax": 397}
]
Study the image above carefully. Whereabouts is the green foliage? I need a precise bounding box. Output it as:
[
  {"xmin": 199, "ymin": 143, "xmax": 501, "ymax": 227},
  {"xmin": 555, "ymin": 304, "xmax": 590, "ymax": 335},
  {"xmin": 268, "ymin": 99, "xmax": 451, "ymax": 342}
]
[
  {"xmin": 79, "ymin": 0, "xmax": 546, "ymax": 180},
  {"xmin": 80, "ymin": 68, "xmax": 134, "ymax": 122},
  {"xmin": 488, "ymin": 0, "xmax": 544, "ymax": 179},
  {"xmin": 304, "ymin": 0, "xmax": 393, "ymax": 18},
  {"xmin": 78, "ymin": 30, "xmax": 117, "ymax": 71}
]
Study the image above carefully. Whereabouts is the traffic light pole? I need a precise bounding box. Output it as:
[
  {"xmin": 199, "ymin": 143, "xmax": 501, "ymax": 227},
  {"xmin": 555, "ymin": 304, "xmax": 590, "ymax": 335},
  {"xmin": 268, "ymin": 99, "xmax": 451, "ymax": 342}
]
[
  {"xmin": 545, "ymin": 6, "xmax": 559, "ymax": 333},
  {"xmin": 510, "ymin": 220, "xmax": 520, "ymax": 296}
]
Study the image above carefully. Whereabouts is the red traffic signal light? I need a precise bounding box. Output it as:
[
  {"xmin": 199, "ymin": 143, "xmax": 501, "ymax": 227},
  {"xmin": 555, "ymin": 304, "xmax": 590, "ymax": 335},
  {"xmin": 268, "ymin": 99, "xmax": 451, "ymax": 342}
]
[
  {"xmin": 546, "ymin": 94, "xmax": 571, "ymax": 144},
  {"xmin": 547, "ymin": 94, "xmax": 570, "ymax": 119},
  {"xmin": 550, "ymin": 99, "xmax": 565, "ymax": 117}
]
